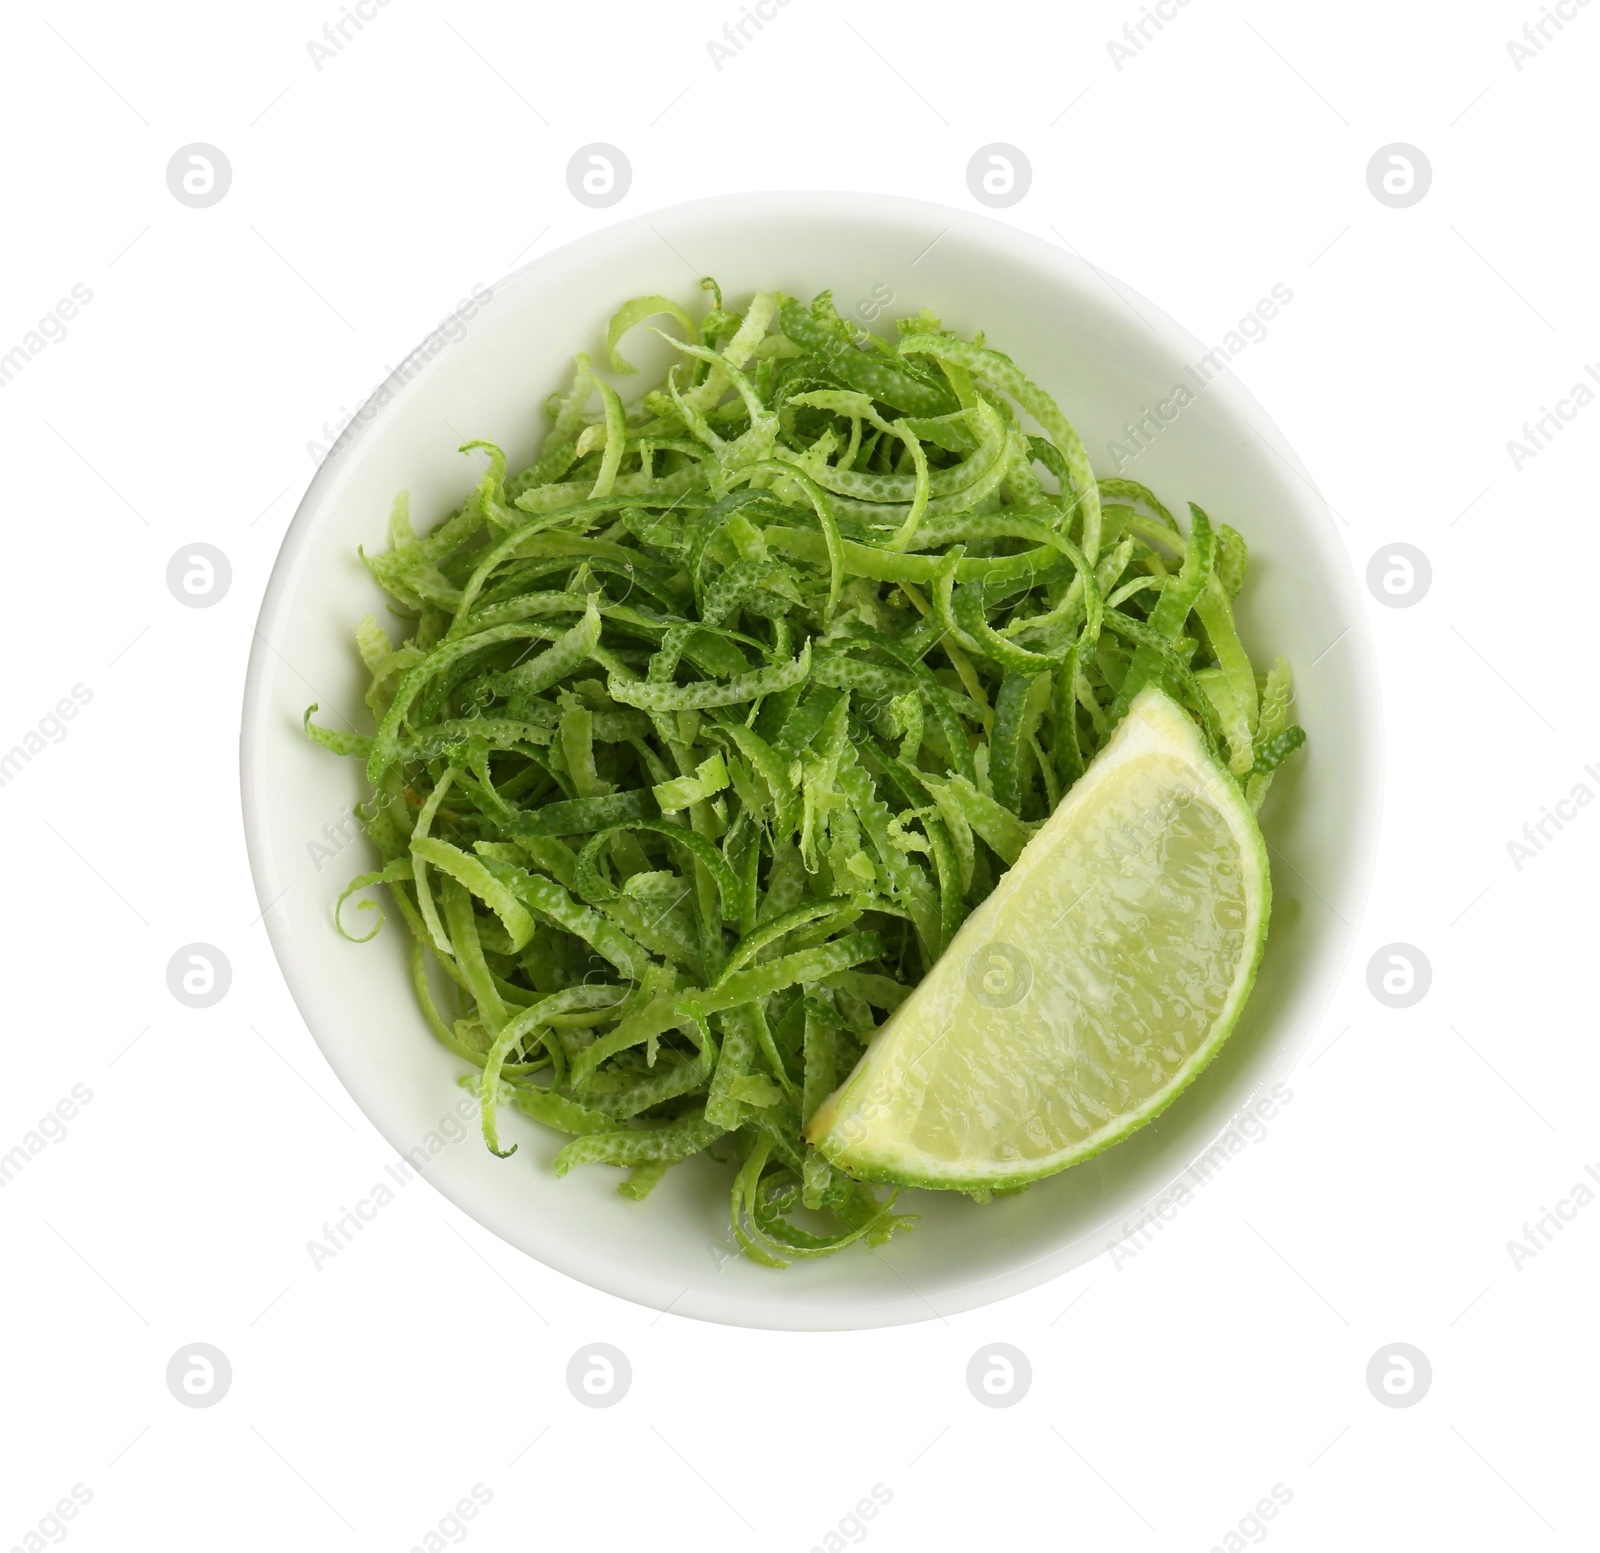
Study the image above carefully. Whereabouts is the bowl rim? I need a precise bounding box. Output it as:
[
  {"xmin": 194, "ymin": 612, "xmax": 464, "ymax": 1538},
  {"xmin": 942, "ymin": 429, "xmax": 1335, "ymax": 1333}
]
[{"xmin": 240, "ymin": 188, "xmax": 1383, "ymax": 1328}]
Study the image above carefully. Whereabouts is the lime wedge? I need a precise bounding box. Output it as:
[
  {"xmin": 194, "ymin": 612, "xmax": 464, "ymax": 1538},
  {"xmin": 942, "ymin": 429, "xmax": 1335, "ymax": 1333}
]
[{"xmin": 807, "ymin": 686, "xmax": 1271, "ymax": 1190}]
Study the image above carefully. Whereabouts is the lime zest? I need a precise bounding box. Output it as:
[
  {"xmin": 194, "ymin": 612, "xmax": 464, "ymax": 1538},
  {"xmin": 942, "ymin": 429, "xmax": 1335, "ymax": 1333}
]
[{"xmin": 310, "ymin": 281, "xmax": 1304, "ymax": 1262}]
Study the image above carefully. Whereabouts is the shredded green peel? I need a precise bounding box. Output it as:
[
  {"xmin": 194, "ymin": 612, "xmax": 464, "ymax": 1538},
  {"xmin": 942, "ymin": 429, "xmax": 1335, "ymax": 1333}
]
[{"xmin": 311, "ymin": 282, "xmax": 1304, "ymax": 1266}]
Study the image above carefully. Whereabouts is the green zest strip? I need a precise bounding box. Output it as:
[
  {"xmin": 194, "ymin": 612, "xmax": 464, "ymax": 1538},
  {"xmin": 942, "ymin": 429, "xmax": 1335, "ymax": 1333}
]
[{"xmin": 309, "ymin": 277, "xmax": 1303, "ymax": 1266}]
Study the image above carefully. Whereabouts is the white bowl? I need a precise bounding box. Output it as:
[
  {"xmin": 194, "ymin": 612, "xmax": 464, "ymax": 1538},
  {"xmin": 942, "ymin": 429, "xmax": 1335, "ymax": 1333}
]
[{"xmin": 242, "ymin": 191, "xmax": 1380, "ymax": 1330}]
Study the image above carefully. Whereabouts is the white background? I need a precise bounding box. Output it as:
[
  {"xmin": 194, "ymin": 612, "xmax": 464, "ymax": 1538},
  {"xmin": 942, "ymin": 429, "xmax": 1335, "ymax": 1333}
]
[{"xmin": 2, "ymin": 0, "xmax": 1596, "ymax": 1548}]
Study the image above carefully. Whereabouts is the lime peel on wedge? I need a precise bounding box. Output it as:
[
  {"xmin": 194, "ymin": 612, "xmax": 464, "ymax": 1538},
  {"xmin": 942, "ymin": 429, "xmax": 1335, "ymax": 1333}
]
[{"xmin": 806, "ymin": 685, "xmax": 1271, "ymax": 1192}]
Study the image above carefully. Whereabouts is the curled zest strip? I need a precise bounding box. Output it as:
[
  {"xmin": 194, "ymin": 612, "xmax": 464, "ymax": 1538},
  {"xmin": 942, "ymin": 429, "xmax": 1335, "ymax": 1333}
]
[{"xmin": 306, "ymin": 276, "xmax": 1302, "ymax": 1266}]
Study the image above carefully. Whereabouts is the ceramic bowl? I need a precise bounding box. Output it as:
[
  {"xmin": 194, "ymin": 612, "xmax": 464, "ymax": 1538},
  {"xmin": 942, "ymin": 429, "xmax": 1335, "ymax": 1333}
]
[{"xmin": 241, "ymin": 191, "xmax": 1380, "ymax": 1329}]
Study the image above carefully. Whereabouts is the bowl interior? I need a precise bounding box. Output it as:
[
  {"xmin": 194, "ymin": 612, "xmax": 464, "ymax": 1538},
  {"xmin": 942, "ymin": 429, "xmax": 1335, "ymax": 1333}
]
[{"xmin": 242, "ymin": 192, "xmax": 1378, "ymax": 1329}]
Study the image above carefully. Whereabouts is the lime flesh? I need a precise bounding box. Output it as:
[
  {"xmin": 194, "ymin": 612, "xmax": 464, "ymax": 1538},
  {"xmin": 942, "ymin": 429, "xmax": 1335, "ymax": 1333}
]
[{"xmin": 806, "ymin": 686, "xmax": 1271, "ymax": 1191}]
